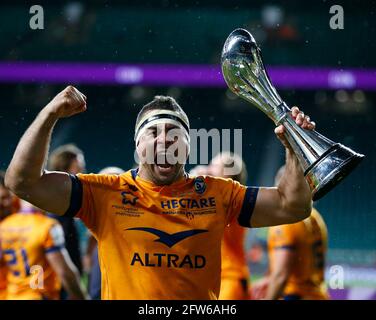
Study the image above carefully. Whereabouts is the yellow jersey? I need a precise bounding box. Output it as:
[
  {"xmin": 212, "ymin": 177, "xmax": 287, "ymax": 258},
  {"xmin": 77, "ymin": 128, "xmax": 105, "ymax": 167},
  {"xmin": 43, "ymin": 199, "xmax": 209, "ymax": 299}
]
[
  {"xmin": 221, "ymin": 224, "xmax": 249, "ymax": 280},
  {"xmin": 268, "ymin": 208, "xmax": 329, "ymax": 300},
  {"xmin": 66, "ymin": 169, "xmax": 259, "ymax": 300},
  {"xmin": 0, "ymin": 211, "xmax": 65, "ymax": 300},
  {"xmin": 219, "ymin": 223, "xmax": 250, "ymax": 299}
]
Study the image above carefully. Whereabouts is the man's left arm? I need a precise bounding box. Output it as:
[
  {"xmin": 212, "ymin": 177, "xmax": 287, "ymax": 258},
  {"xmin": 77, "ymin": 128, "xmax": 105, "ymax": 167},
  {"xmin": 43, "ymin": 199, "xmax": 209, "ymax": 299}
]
[{"xmin": 246, "ymin": 107, "xmax": 313, "ymax": 228}]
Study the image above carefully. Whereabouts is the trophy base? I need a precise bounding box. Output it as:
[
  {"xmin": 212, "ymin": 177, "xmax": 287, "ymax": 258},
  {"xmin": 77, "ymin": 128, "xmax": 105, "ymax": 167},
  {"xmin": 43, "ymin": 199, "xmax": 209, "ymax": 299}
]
[{"xmin": 305, "ymin": 144, "xmax": 364, "ymax": 201}]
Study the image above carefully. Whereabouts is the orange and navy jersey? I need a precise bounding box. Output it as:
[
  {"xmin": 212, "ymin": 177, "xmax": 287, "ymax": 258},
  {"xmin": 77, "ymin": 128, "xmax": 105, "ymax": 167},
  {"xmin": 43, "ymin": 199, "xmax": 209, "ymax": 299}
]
[
  {"xmin": 65, "ymin": 169, "xmax": 259, "ymax": 300},
  {"xmin": 220, "ymin": 223, "xmax": 250, "ymax": 299},
  {"xmin": 0, "ymin": 211, "xmax": 64, "ymax": 300},
  {"xmin": 221, "ymin": 223, "xmax": 249, "ymax": 280},
  {"xmin": 267, "ymin": 208, "xmax": 329, "ymax": 300}
]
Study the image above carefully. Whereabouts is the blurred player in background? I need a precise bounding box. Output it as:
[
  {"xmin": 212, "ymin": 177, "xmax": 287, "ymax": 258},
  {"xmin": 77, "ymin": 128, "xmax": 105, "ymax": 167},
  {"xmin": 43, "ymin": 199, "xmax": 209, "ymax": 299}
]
[
  {"xmin": 48, "ymin": 144, "xmax": 85, "ymax": 276},
  {"xmin": 252, "ymin": 166, "xmax": 329, "ymax": 300},
  {"xmin": 85, "ymin": 166, "xmax": 125, "ymax": 300},
  {"xmin": 209, "ymin": 152, "xmax": 251, "ymax": 300},
  {"xmin": 0, "ymin": 199, "xmax": 87, "ymax": 300},
  {"xmin": 0, "ymin": 171, "xmax": 14, "ymax": 299},
  {"xmin": 5, "ymin": 86, "xmax": 315, "ymax": 299}
]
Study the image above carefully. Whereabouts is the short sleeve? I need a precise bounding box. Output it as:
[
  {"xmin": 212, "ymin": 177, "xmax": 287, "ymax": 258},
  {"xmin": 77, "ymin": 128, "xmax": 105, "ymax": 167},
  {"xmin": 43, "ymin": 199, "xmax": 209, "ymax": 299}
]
[
  {"xmin": 64, "ymin": 173, "xmax": 116, "ymax": 238},
  {"xmin": 268, "ymin": 224, "xmax": 298, "ymax": 250},
  {"xmin": 64, "ymin": 174, "xmax": 84, "ymax": 218},
  {"xmin": 220, "ymin": 178, "xmax": 259, "ymax": 227},
  {"xmin": 44, "ymin": 223, "xmax": 65, "ymax": 254},
  {"xmin": 66, "ymin": 173, "xmax": 99, "ymax": 235}
]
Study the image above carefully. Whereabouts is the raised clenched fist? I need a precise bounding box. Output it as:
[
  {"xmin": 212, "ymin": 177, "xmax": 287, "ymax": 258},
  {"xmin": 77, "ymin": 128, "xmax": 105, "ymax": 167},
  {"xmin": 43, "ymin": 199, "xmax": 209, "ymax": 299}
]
[{"xmin": 45, "ymin": 86, "xmax": 87, "ymax": 119}]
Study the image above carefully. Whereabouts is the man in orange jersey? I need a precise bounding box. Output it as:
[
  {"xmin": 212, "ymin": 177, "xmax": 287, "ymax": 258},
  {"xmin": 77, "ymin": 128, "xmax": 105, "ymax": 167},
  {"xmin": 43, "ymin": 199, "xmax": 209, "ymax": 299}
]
[
  {"xmin": 85, "ymin": 166, "xmax": 125, "ymax": 300},
  {"xmin": 209, "ymin": 152, "xmax": 251, "ymax": 300},
  {"xmin": 190, "ymin": 161, "xmax": 249, "ymax": 299},
  {"xmin": 252, "ymin": 166, "xmax": 329, "ymax": 300},
  {"xmin": 5, "ymin": 86, "xmax": 315, "ymax": 299},
  {"xmin": 0, "ymin": 200, "xmax": 88, "ymax": 300}
]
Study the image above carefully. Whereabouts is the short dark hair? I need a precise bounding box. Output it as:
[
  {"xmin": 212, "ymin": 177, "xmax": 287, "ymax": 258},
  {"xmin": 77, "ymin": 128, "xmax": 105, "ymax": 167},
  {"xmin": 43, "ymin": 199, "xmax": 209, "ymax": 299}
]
[
  {"xmin": 48, "ymin": 144, "xmax": 84, "ymax": 171},
  {"xmin": 0, "ymin": 171, "xmax": 5, "ymax": 188},
  {"xmin": 135, "ymin": 96, "xmax": 189, "ymax": 132}
]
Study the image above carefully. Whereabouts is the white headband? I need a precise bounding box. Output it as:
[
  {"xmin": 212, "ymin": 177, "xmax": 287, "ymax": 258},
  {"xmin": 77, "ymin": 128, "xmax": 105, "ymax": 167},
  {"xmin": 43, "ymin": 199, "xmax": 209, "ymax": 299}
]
[{"xmin": 134, "ymin": 110, "xmax": 190, "ymax": 144}]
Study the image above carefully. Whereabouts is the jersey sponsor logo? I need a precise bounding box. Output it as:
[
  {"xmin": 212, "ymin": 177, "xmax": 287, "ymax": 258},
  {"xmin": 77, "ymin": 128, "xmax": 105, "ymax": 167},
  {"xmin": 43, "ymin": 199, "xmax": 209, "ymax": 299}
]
[
  {"xmin": 121, "ymin": 191, "xmax": 139, "ymax": 206},
  {"xmin": 159, "ymin": 197, "xmax": 216, "ymax": 219},
  {"xmin": 160, "ymin": 197, "xmax": 215, "ymax": 210},
  {"xmin": 113, "ymin": 189, "xmax": 140, "ymax": 216},
  {"xmin": 126, "ymin": 228, "xmax": 208, "ymax": 269},
  {"xmin": 130, "ymin": 252, "xmax": 206, "ymax": 268},
  {"xmin": 125, "ymin": 227, "xmax": 208, "ymax": 248},
  {"xmin": 193, "ymin": 177, "xmax": 206, "ymax": 194}
]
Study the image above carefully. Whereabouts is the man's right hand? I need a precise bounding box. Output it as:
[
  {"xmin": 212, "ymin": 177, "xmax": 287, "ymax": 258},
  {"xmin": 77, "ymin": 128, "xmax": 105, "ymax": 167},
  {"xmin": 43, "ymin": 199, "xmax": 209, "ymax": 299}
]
[
  {"xmin": 45, "ymin": 86, "xmax": 87, "ymax": 119},
  {"xmin": 5, "ymin": 85, "xmax": 87, "ymax": 216}
]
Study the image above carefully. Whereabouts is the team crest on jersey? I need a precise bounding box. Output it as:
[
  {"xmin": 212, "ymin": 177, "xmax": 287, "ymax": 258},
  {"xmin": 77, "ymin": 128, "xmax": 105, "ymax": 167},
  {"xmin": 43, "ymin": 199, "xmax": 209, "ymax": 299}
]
[{"xmin": 193, "ymin": 177, "xmax": 206, "ymax": 194}]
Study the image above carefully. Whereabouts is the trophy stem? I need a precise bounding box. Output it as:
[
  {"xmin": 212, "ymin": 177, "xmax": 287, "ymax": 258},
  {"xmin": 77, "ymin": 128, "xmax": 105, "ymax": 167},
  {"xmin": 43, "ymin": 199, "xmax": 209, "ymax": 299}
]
[{"xmin": 280, "ymin": 114, "xmax": 335, "ymax": 170}]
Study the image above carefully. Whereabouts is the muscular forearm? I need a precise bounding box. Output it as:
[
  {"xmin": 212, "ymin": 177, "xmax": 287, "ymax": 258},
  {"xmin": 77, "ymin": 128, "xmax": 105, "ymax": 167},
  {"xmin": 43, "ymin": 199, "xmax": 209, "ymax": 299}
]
[
  {"xmin": 278, "ymin": 149, "xmax": 312, "ymax": 220},
  {"xmin": 5, "ymin": 108, "xmax": 58, "ymax": 192}
]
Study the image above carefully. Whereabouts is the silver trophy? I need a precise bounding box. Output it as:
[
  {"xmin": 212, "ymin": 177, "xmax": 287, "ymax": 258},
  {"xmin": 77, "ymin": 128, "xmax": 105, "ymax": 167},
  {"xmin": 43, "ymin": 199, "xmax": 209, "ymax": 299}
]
[{"xmin": 221, "ymin": 28, "xmax": 364, "ymax": 201}]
